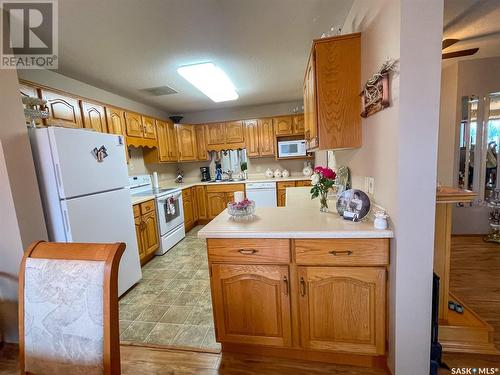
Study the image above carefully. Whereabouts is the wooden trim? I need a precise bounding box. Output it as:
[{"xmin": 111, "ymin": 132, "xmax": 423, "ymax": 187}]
[
  {"xmin": 221, "ymin": 342, "xmax": 388, "ymax": 370},
  {"xmin": 126, "ymin": 136, "xmax": 158, "ymax": 149},
  {"xmin": 436, "ymin": 186, "xmax": 476, "ymax": 203},
  {"xmin": 18, "ymin": 241, "xmax": 125, "ymax": 375}
]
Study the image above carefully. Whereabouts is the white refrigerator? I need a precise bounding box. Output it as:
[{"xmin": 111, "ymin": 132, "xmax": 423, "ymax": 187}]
[{"xmin": 29, "ymin": 127, "xmax": 142, "ymax": 295}]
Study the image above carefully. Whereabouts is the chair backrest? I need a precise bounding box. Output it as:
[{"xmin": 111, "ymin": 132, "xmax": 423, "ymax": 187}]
[
  {"xmin": 285, "ymin": 186, "xmax": 321, "ymax": 209},
  {"xmin": 18, "ymin": 241, "xmax": 125, "ymax": 375}
]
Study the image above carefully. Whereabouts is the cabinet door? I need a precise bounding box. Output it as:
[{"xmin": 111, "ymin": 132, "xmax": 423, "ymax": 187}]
[
  {"xmin": 176, "ymin": 124, "xmax": 197, "ymax": 161},
  {"xmin": 292, "ymin": 114, "xmax": 305, "ymax": 134},
  {"xmin": 142, "ymin": 116, "xmax": 156, "ymax": 139},
  {"xmin": 304, "ymin": 53, "xmax": 318, "ymax": 149},
  {"xmin": 155, "ymin": 120, "xmax": 169, "ymax": 161},
  {"xmin": 277, "ymin": 189, "xmax": 287, "ymax": 207},
  {"xmin": 211, "ymin": 264, "xmax": 292, "ymax": 347},
  {"xmin": 259, "ymin": 118, "xmax": 275, "ymax": 157},
  {"xmin": 273, "ymin": 116, "xmax": 293, "ymax": 136},
  {"xmin": 207, "ymin": 123, "xmax": 225, "ymax": 145},
  {"xmin": 195, "ymin": 186, "xmax": 208, "ymax": 220},
  {"xmin": 298, "ymin": 266, "xmax": 386, "ymax": 355},
  {"xmin": 105, "ymin": 107, "xmax": 125, "ymax": 135},
  {"xmin": 207, "ymin": 192, "xmax": 227, "ymax": 219},
  {"xmin": 195, "ymin": 125, "xmax": 208, "ymax": 160},
  {"xmin": 41, "ymin": 89, "xmax": 83, "ymax": 128},
  {"xmin": 225, "ymin": 121, "xmax": 244, "ymax": 144},
  {"xmin": 124, "ymin": 112, "xmax": 143, "ymax": 137},
  {"xmin": 244, "ymin": 120, "xmax": 259, "ymax": 157},
  {"xmin": 183, "ymin": 195, "xmax": 194, "ymax": 231},
  {"xmin": 142, "ymin": 211, "xmax": 159, "ymax": 256},
  {"xmin": 166, "ymin": 122, "xmax": 178, "ymax": 161},
  {"xmin": 135, "ymin": 216, "xmax": 146, "ymax": 261},
  {"xmin": 81, "ymin": 101, "xmax": 107, "ymax": 133}
]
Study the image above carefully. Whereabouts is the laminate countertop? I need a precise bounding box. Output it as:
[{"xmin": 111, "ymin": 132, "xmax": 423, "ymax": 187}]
[
  {"xmin": 130, "ymin": 176, "xmax": 312, "ymax": 205},
  {"xmin": 197, "ymin": 207, "xmax": 394, "ymax": 239}
]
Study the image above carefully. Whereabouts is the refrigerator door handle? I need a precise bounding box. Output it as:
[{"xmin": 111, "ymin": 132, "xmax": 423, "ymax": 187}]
[
  {"xmin": 55, "ymin": 163, "xmax": 63, "ymax": 188},
  {"xmin": 62, "ymin": 208, "xmax": 70, "ymax": 235}
]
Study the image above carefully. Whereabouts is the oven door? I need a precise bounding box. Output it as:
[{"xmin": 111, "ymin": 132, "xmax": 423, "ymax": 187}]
[{"xmin": 157, "ymin": 192, "xmax": 184, "ymax": 236}]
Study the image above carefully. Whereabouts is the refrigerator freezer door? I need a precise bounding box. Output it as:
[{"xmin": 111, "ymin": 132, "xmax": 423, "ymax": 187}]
[
  {"xmin": 48, "ymin": 127, "xmax": 128, "ymax": 199},
  {"xmin": 62, "ymin": 188, "xmax": 142, "ymax": 295}
]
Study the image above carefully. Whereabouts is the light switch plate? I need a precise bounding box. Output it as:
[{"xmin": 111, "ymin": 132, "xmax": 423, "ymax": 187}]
[{"xmin": 367, "ymin": 177, "xmax": 375, "ymax": 195}]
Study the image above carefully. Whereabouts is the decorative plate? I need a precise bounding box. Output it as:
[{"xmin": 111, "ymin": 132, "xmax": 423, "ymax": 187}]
[{"xmin": 336, "ymin": 189, "xmax": 371, "ymax": 221}]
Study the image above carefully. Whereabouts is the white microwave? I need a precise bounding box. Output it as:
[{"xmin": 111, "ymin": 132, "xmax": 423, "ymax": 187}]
[{"xmin": 277, "ymin": 140, "xmax": 307, "ymax": 158}]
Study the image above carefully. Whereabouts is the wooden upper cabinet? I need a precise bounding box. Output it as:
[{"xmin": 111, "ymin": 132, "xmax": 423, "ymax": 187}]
[
  {"xmin": 124, "ymin": 112, "xmax": 143, "ymax": 137},
  {"xmin": 244, "ymin": 120, "xmax": 259, "ymax": 157},
  {"xmin": 211, "ymin": 264, "xmax": 292, "ymax": 347},
  {"xmin": 292, "ymin": 114, "xmax": 305, "ymax": 134},
  {"xmin": 274, "ymin": 116, "xmax": 293, "ymax": 136},
  {"xmin": 195, "ymin": 125, "xmax": 208, "ymax": 160},
  {"xmin": 224, "ymin": 121, "xmax": 244, "ymax": 144},
  {"xmin": 40, "ymin": 89, "xmax": 83, "ymax": 128},
  {"xmin": 176, "ymin": 124, "xmax": 197, "ymax": 161},
  {"xmin": 81, "ymin": 101, "xmax": 107, "ymax": 133},
  {"xmin": 156, "ymin": 120, "xmax": 170, "ymax": 162},
  {"xmin": 207, "ymin": 123, "xmax": 225, "ymax": 145},
  {"xmin": 166, "ymin": 122, "xmax": 178, "ymax": 161},
  {"xmin": 304, "ymin": 33, "xmax": 361, "ymax": 150},
  {"xmin": 298, "ymin": 266, "xmax": 386, "ymax": 355},
  {"xmin": 105, "ymin": 107, "xmax": 125, "ymax": 135},
  {"xmin": 142, "ymin": 116, "xmax": 156, "ymax": 139},
  {"xmin": 259, "ymin": 118, "xmax": 275, "ymax": 157}
]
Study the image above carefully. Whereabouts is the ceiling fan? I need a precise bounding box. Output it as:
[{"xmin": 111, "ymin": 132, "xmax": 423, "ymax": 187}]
[{"xmin": 442, "ymin": 39, "xmax": 479, "ymax": 59}]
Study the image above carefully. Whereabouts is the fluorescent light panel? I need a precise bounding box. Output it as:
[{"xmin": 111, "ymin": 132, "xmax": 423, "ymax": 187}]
[{"xmin": 177, "ymin": 63, "xmax": 238, "ymax": 102}]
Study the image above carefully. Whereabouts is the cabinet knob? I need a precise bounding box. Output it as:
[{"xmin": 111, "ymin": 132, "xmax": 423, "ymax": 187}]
[
  {"xmin": 283, "ymin": 276, "xmax": 289, "ymax": 296},
  {"xmin": 300, "ymin": 277, "xmax": 306, "ymax": 296}
]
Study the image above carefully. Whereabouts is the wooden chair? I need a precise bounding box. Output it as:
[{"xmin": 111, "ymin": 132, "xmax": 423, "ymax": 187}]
[{"xmin": 18, "ymin": 241, "xmax": 125, "ymax": 375}]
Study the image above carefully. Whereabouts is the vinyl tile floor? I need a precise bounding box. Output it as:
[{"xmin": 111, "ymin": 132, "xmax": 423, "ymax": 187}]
[{"xmin": 119, "ymin": 225, "xmax": 221, "ymax": 352}]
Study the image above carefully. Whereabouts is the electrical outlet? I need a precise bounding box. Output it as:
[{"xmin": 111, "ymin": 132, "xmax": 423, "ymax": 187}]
[{"xmin": 367, "ymin": 177, "xmax": 375, "ymax": 195}]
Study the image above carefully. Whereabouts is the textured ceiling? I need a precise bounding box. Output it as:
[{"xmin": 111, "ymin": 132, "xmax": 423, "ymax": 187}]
[
  {"xmin": 443, "ymin": 0, "xmax": 500, "ymax": 63},
  {"xmin": 55, "ymin": 0, "xmax": 354, "ymax": 114}
]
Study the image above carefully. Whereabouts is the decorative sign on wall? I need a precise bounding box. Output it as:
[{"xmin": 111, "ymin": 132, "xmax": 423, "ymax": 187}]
[{"xmin": 360, "ymin": 59, "xmax": 398, "ymax": 118}]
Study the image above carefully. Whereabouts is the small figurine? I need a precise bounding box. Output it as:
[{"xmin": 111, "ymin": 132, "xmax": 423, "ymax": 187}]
[{"xmin": 175, "ymin": 168, "xmax": 184, "ymax": 183}]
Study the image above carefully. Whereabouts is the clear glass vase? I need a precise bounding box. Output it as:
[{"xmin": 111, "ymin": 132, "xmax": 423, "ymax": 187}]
[{"xmin": 319, "ymin": 191, "xmax": 328, "ymax": 213}]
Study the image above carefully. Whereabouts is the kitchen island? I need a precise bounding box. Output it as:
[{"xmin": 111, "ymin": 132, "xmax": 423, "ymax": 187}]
[{"xmin": 198, "ymin": 207, "xmax": 393, "ymax": 370}]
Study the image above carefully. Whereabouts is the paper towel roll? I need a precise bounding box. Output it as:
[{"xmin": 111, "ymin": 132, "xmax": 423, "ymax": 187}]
[
  {"xmin": 152, "ymin": 172, "xmax": 159, "ymax": 189},
  {"xmin": 234, "ymin": 191, "xmax": 245, "ymax": 203}
]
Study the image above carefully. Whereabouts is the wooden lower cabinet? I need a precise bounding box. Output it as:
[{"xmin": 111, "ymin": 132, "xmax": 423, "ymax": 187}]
[
  {"xmin": 195, "ymin": 186, "xmax": 208, "ymax": 220},
  {"xmin": 133, "ymin": 199, "xmax": 159, "ymax": 264},
  {"xmin": 297, "ymin": 266, "xmax": 386, "ymax": 355},
  {"xmin": 183, "ymin": 188, "xmax": 195, "ymax": 231},
  {"xmin": 207, "ymin": 184, "xmax": 245, "ymax": 219},
  {"xmin": 206, "ymin": 237, "xmax": 389, "ymax": 367},
  {"xmin": 277, "ymin": 180, "xmax": 311, "ymax": 207},
  {"xmin": 211, "ymin": 264, "xmax": 292, "ymax": 347}
]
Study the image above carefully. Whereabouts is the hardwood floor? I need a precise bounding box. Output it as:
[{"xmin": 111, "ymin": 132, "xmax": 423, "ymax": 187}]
[
  {"xmin": 1, "ymin": 343, "xmax": 386, "ymax": 374},
  {"xmin": 440, "ymin": 235, "xmax": 500, "ymax": 373}
]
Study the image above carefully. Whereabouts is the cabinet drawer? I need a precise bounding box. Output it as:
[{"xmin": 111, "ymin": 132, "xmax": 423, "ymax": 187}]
[
  {"xmin": 206, "ymin": 183, "xmax": 245, "ymax": 194},
  {"xmin": 140, "ymin": 200, "xmax": 156, "ymax": 215},
  {"xmin": 133, "ymin": 204, "xmax": 140, "ymax": 218},
  {"xmin": 182, "ymin": 188, "xmax": 192, "ymax": 200},
  {"xmin": 295, "ymin": 180, "xmax": 311, "ymax": 187},
  {"xmin": 207, "ymin": 239, "xmax": 290, "ymax": 264},
  {"xmin": 294, "ymin": 239, "xmax": 389, "ymax": 266},
  {"xmin": 277, "ymin": 181, "xmax": 295, "ymax": 190}
]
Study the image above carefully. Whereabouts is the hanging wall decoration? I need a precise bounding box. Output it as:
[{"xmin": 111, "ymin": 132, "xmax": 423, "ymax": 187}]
[{"xmin": 360, "ymin": 59, "xmax": 398, "ymax": 118}]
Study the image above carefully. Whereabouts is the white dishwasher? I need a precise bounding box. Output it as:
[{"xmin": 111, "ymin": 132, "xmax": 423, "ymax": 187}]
[{"xmin": 245, "ymin": 182, "xmax": 277, "ymax": 207}]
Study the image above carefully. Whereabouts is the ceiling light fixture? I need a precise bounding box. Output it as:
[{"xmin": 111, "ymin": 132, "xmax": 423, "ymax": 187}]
[{"xmin": 177, "ymin": 62, "xmax": 238, "ymax": 103}]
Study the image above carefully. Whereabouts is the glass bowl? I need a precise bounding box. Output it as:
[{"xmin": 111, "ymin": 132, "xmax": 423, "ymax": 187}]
[{"xmin": 227, "ymin": 199, "xmax": 256, "ymax": 218}]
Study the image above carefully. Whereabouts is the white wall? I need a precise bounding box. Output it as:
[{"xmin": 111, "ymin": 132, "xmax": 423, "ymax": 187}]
[
  {"xmin": 341, "ymin": 0, "xmax": 443, "ymax": 373},
  {"xmin": 0, "ymin": 69, "xmax": 48, "ymax": 343},
  {"xmin": 17, "ymin": 69, "xmax": 170, "ymax": 119},
  {"xmin": 181, "ymin": 100, "xmax": 303, "ymax": 124}
]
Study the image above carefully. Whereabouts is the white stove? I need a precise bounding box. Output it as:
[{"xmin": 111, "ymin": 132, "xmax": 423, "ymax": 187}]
[{"xmin": 129, "ymin": 175, "xmax": 185, "ymax": 255}]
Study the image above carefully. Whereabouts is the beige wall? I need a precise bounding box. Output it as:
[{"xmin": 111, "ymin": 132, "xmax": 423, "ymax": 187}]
[
  {"xmin": 341, "ymin": 0, "xmax": 443, "ymax": 373},
  {"xmin": 0, "ymin": 69, "xmax": 48, "ymax": 343},
  {"xmin": 181, "ymin": 100, "xmax": 303, "ymax": 124},
  {"xmin": 17, "ymin": 69, "xmax": 170, "ymax": 119}
]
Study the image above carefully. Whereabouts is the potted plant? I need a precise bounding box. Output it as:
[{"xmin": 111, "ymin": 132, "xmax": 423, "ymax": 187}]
[{"xmin": 310, "ymin": 166, "xmax": 336, "ymax": 212}]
